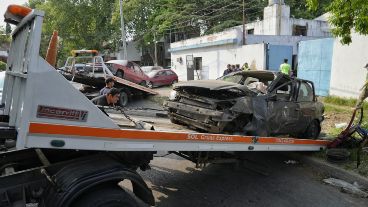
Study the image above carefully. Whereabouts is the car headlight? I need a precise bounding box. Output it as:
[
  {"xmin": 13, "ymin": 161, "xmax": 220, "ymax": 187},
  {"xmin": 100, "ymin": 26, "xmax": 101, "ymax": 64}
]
[{"xmin": 169, "ymin": 90, "xmax": 177, "ymax": 100}]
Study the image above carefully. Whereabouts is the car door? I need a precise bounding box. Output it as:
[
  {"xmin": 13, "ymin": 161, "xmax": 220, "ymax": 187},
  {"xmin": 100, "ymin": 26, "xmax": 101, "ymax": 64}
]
[
  {"xmin": 129, "ymin": 63, "xmax": 144, "ymax": 84},
  {"xmin": 121, "ymin": 62, "xmax": 135, "ymax": 82},
  {"xmin": 165, "ymin": 70, "xmax": 175, "ymax": 85},
  {"xmin": 295, "ymin": 80, "xmax": 317, "ymax": 132},
  {"xmin": 152, "ymin": 71, "xmax": 166, "ymax": 86},
  {"xmin": 267, "ymin": 80, "xmax": 301, "ymax": 135}
]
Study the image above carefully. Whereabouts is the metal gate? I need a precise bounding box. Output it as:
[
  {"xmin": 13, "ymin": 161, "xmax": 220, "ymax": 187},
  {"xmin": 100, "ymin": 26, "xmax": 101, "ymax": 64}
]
[
  {"xmin": 297, "ymin": 38, "xmax": 334, "ymax": 96},
  {"xmin": 266, "ymin": 44, "xmax": 293, "ymax": 72}
]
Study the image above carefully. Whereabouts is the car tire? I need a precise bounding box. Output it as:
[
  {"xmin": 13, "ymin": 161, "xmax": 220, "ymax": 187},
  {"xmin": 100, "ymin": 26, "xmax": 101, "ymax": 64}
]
[
  {"xmin": 139, "ymin": 81, "xmax": 147, "ymax": 87},
  {"xmin": 303, "ymin": 120, "xmax": 320, "ymax": 139},
  {"xmin": 171, "ymin": 80, "xmax": 178, "ymax": 85},
  {"xmin": 146, "ymin": 81, "xmax": 153, "ymax": 88},
  {"xmin": 119, "ymin": 90, "xmax": 129, "ymax": 107},
  {"xmin": 116, "ymin": 71, "xmax": 124, "ymax": 79},
  {"xmin": 71, "ymin": 186, "xmax": 139, "ymax": 207}
]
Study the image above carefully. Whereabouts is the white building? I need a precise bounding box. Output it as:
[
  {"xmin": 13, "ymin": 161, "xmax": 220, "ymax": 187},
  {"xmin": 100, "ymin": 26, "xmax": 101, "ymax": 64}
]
[
  {"xmin": 329, "ymin": 32, "xmax": 368, "ymax": 98},
  {"xmin": 170, "ymin": 0, "xmax": 331, "ymax": 81}
]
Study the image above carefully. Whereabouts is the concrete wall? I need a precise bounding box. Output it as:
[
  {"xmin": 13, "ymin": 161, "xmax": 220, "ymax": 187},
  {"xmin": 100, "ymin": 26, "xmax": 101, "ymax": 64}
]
[
  {"xmin": 242, "ymin": 3, "xmax": 330, "ymax": 37},
  {"xmin": 171, "ymin": 43, "xmax": 266, "ymax": 81},
  {"xmin": 247, "ymin": 35, "xmax": 326, "ymax": 54},
  {"xmin": 170, "ymin": 29, "xmax": 240, "ymax": 50},
  {"xmin": 329, "ymin": 33, "xmax": 368, "ymax": 98}
]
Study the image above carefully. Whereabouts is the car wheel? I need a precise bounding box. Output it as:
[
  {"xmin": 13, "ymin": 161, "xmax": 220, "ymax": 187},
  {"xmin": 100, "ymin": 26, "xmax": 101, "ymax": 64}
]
[
  {"xmin": 116, "ymin": 71, "xmax": 124, "ymax": 79},
  {"xmin": 71, "ymin": 186, "xmax": 139, "ymax": 207},
  {"xmin": 146, "ymin": 81, "xmax": 153, "ymax": 88},
  {"xmin": 171, "ymin": 80, "xmax": 178, "ymax": 85},
  {"xmin": 139, "ymin": 81, "xmax": 147, "ymax": 87},
  {"xmin": 119, "ymin": 90, "xmax": 129, "ymax": 107},
  {"xmin": 303, "ymin": 120, "xmax": 320, "ymax": 139}
]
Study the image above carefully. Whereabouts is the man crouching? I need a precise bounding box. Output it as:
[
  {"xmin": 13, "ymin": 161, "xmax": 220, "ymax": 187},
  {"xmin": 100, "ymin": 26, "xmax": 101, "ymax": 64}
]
[{"xmin": 92, "ymin": 88, "xmax": 120, "ymax": 106}]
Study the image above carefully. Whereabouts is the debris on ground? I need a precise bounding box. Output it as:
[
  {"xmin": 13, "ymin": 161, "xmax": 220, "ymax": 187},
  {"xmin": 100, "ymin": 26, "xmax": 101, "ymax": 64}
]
[
  {"xmin": 335, "ymin": 123, "xmax": 348, "ymax": 129},
  {"xmin": 284, "ymin": 160, "xmax": 299, "ymax": 165},
  {"xmin": 323, "ymin": 178, "xmax": 368, "ymax": 198}
]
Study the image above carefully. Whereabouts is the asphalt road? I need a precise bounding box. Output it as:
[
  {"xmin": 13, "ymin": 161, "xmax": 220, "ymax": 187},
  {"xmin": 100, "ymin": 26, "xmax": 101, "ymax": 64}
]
[{"xmin": 139, "ymin": 152, "xmax": 368, "ymax": 207}]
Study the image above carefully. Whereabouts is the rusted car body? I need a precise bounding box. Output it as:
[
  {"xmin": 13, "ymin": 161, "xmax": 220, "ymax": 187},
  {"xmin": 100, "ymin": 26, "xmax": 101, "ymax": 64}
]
[{"xmin": 165, "ymin": 71, "xmax": 324, "ymax": 138}]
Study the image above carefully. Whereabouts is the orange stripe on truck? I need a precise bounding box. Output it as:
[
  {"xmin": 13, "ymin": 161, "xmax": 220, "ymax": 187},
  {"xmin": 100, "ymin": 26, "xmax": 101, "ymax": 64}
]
[{"xmin": 28, "ymin": 122, "xmax": 330, "ymax": 146}]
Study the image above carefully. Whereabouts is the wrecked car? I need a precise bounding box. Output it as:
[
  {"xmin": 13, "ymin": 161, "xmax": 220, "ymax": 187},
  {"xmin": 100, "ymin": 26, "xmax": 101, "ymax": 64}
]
[{"xmin": 165, "ymin": 71, "xmax": 324, "ymax": 139}]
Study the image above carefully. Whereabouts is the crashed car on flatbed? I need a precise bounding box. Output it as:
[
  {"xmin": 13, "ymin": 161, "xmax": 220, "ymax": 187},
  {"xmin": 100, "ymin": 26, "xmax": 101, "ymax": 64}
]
[{"xmin": 165, "ymin": 71, "xmax": 324, "ymax": 138}]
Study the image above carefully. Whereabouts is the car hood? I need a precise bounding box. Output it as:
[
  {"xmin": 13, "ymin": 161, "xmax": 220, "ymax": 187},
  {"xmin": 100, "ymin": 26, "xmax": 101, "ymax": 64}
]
[
  {"xmin": 174, "ymin": 80, "xmax": 255, "ymax": 100},
  {"xmin": 174, "ymin": 80, "xmax": 247, "ymax": 91}
]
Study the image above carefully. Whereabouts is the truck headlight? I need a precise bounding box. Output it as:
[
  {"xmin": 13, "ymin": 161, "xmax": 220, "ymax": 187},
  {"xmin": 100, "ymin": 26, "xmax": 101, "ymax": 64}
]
[{"xmin": 169, "ymin": 90, "xmax": 177, "ymax": 100}]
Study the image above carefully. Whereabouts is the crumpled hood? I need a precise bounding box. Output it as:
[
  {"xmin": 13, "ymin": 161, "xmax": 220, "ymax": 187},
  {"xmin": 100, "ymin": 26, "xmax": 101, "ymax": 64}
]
[{"xmin": 174, "ymin": 80, "xmax": 245, "ymax": 91}]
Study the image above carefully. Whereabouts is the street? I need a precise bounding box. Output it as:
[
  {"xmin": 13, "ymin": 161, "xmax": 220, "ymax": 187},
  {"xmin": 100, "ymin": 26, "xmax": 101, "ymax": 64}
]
[{"xmin": 140, "ymin": 152, "xmax": 368, "ymax": 207}]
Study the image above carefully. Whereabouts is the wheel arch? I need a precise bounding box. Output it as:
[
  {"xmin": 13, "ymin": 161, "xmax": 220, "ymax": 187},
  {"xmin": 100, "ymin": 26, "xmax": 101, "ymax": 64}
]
[{"xmin": 43, "ymin": 155, "xmax": 155, "ymax": 207}]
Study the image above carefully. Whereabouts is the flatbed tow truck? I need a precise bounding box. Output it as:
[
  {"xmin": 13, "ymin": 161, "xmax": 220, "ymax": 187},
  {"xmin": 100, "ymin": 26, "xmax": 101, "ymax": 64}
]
[
  {"xmin": 59, "ymin": 49, "xmax": 158, "ymax": 106},
  {"xmin": 0, "ymin": 5, "xmax": 330, "ymax": 206}
]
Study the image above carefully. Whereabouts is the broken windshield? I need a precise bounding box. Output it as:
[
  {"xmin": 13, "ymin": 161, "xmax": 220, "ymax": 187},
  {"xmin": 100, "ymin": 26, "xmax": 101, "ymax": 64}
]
[{"xmin": 220, "ymin": 74, "xmax": 243, "ymax": 84}]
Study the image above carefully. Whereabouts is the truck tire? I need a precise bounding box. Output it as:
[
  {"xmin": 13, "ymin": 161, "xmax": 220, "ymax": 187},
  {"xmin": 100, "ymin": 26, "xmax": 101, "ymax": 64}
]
[
  {"xmin": 71, "ymin": 186, "xmax": 139, "ymax": 207},
  {"xmin": 119, "ymin": 90, "xmax": 129, "ymax": 107}
]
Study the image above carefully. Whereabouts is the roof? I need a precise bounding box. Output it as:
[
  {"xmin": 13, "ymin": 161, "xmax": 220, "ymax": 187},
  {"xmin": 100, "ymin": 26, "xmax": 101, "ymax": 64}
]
[{"xmin": 106, "ymin": 60, "xmax": 128, "ymax": 66}]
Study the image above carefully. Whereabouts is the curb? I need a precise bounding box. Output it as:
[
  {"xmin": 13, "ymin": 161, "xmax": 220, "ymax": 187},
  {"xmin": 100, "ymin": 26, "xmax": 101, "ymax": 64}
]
[{"xmin": 292, "ymin": 153, "xmax": 368, "ymax": 189}]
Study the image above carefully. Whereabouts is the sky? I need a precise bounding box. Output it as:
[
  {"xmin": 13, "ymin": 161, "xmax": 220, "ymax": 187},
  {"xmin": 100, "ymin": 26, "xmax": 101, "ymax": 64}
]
[{"xmin": 0, "ymin": 0, "xmax": 28, "ymax": 27}]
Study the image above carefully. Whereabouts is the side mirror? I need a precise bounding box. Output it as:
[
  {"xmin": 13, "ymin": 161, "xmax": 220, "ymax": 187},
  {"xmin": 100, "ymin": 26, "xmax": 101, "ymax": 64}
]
[{"xmin": 267, "ymin": 94, "xmax": 277, "ymax": 101}]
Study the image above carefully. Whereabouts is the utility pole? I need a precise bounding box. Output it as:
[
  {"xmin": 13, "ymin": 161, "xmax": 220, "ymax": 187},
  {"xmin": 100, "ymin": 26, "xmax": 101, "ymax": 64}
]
[
  {"xmin": 242, "ymin": 0, "xmax": 246, "ymax": 45},
  {"xmin": 154, "ymin": 33, "xmax": 158, "ymax": 66},
  {"xmin": 119, "ymin": 0, "xmax": 127, "ymax": 60}
]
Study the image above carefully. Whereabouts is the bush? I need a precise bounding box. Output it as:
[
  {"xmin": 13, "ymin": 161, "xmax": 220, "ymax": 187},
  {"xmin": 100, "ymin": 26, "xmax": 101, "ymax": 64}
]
[{"xmin": 0, "ymin": 61, "xmax": 6, "ymax": 71}]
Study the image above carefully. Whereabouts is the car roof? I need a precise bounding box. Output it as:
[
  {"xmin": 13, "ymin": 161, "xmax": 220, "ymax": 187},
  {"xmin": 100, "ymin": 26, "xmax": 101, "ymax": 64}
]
[{"xmin": 106, "ymin": 60, "xmax": 128, "ymax": 66}]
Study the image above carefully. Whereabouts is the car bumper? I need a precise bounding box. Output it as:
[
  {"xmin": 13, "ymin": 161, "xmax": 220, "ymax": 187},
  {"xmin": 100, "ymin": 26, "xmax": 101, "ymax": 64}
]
[{"xmin": 165, "ymin": 101, "xmax": 235, "ymax": 133}]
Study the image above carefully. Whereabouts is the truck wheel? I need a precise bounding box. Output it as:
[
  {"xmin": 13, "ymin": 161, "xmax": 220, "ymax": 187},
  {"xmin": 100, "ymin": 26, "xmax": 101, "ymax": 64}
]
[
  {"xmin": 116, "ymin": 71, "xmax": 124, "ymax": 79},
  {"xmin": 71, "ymin": 186, "xmax": 139, "ymax": 207},
  {"xmin": 303, "ymin": 120, "xmax": 320, "ymax": 139},
  {"xmin": 119, "ymin": 90, "xmax": 129, "ymax": 107}
]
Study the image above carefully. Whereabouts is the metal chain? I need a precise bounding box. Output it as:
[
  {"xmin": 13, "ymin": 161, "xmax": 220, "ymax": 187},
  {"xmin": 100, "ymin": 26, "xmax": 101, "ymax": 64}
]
[
  {"xmin": 122, "ymin": 107, "xmax": 165, "ymax": 111},
  {"xmin": 115, "ymin": 106, "xmax": 137, "ymax": 125}
]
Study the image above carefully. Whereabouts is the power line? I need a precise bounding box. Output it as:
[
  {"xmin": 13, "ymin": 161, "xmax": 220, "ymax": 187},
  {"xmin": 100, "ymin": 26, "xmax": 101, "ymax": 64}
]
[
  {"xmin": 165, "ymin": 0, "xmax": 242, "ymax": 24},
  {"xmin": 130, "ymin": 1, "xmax": 264, "ymax": 43},
  {"xmin": 163, "ymin": 6, "xmax": 263, "ymax": 32}
]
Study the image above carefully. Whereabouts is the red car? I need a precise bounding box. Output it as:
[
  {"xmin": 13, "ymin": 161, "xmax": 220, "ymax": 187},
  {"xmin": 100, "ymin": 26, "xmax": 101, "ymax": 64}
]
[
  {"xmin": 105, "ymin": 60, "xmax": 149, "ymax": 86},
  {"xmin": 146, "ymin": 69, "xmax": 178, "ymax": 88}
]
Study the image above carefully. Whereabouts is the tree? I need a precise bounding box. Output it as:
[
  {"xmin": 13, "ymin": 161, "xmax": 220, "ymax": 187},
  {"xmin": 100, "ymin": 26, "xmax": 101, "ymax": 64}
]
[
  {"xmin": 29, "ymin": 0, "xmax": 117, "ymax": 66},
  {"xmin": 0, "ymin": 26, "xmax": 11, "ymax": 47},
  {"xmin": 307, "ymin": 0, "xmax": 368, "ymax": 44}
]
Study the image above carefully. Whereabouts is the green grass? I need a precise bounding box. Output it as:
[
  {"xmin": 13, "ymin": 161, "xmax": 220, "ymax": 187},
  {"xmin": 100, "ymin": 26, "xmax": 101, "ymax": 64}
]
[
  {"xmin": 322, "ymin": 95, "xmax": 368, "ymax": 111},
  {"xmin": 324, "ymin": 103, "xmax": 350, "ymax": 113}
]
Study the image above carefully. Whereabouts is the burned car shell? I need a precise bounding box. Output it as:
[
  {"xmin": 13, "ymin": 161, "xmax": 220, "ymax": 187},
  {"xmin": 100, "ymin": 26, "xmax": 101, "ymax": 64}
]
[{"xmin": 165, "ymin": 71, "xmax": 324, "ymax": 138}]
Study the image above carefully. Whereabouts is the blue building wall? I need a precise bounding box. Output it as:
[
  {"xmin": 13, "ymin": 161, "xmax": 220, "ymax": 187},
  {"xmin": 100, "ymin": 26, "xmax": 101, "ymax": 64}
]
[
  {"xmin": 297, "ymin": 38, "xmax": 334, "ymax": 96},
  {"xmin": 266, "ymin": 44, "xmax": 293, "ymax": 71}
]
